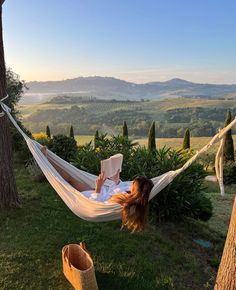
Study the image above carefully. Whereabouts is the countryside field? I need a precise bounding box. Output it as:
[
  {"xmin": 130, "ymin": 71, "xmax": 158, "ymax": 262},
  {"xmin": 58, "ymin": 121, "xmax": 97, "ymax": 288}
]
[
  {"xmin": 18, "ymin": 97, "xmax": 236, "ymax": 117},
  {"xmin": 18, "ymin": 97, "xmax": 236, "ymax": 137},
  {"xmin": 75, "ymin": 135, "xmax": 236, "ymax": 152}
]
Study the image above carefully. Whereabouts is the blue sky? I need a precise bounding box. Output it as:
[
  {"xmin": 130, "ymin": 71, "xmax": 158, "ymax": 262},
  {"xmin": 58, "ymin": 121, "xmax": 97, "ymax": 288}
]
[{"xmin": 2, "ymin": 0, "xmax": 236, "ymax": 83}]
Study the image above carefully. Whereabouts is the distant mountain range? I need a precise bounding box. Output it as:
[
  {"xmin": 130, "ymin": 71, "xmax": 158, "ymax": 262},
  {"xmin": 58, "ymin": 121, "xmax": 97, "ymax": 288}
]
[{"xmin": 22, "ymin": 76, "xmax": 236, "ymax": 104}]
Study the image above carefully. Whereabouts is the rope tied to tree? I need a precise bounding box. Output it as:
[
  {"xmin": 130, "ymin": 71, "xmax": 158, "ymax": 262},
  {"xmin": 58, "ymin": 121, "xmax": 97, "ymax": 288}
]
[
  {"xmin": 0, "ymin": 93, "xmax": 9, "ymax": 102},
  {"xmin": 0, "ymin": 94, "xmax": 9, "ymax": 117}
]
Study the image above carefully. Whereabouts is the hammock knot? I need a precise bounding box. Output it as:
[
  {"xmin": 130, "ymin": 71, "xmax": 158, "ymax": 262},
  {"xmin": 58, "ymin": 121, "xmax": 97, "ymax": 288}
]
[{"xmin": 0, "ymin": 94, "xmax": 9, "ymax": 102}]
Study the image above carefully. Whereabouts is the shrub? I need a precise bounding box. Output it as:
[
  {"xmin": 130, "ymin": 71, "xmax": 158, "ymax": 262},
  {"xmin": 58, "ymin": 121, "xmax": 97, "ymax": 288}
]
[
  {"xmin": 6, "ymin": 68, "xmax": 29, "ymax": 161},
  {"xmin": 73, "ymin": 137, "xmax": 212, "ymax": 222},
  {"xmin": 32, "ymin": 132, "xmax": 50, "ymax": 146},
  {"xmin": 146, "ymin": 149, "xmax": 210, "ymax": 221},
  {"xmin": 49, "ymin": 134, "xmax": 77, "ymax": 161},
  {"xmin": 74, "ymin": 135, "xmax": 137, "ymax": 174},
  {"xmin": 11, "ymin": 125, "xmax": 32, "ymax": 162},
  {"xmin": 198, "ymin": 152, "xmax": 215, "ymax": 171},
  {"xmin": 223, "ymin": 161, "xmax": 236, "ymax": 185},
  {"xmin": 74, "ymin": 142, "xmax": 101, "ymax": 173},
  {"xmin": 26, "ymin": 158, "xmax": 45, "ymax": 182}
]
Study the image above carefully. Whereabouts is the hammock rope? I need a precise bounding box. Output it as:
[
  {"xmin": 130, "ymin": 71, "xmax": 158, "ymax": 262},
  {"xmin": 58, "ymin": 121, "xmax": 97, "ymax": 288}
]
[{"xmin": 1, "ymin": 98, "xmax": 236, "ymax": 221}]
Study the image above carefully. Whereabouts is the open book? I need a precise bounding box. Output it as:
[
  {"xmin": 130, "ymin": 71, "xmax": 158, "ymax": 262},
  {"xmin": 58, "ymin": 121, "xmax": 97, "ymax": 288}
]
[{"xmin": 101, "ymin": 153, "xmax": 123, "ymax": 179}]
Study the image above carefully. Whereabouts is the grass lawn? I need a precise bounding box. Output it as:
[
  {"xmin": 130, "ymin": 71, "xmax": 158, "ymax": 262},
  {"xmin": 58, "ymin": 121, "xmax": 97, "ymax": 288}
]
[{"xmin": 0, "ymin": 163, "xmax": 235, "ymax": 290}]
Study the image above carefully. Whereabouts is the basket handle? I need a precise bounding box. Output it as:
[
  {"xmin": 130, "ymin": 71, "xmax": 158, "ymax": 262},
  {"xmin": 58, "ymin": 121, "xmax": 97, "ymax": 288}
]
[
  {"xmin": 63, "ymin": 245, "xmax": 72, "ymax": 268},
  {"xmin": 80, "ymin": 242, "xmax": 92, "ymax": 258}
]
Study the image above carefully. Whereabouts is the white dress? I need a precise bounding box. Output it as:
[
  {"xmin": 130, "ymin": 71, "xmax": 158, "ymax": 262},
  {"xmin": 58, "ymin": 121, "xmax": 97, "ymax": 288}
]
[{"xmin": 81, "ymin": 180, "xmax": 131, "ymax": 202}]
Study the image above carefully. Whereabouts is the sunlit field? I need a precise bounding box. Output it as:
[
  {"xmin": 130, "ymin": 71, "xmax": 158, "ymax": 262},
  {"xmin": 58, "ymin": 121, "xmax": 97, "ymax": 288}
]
[
  {"xmin": 75, "ymin": 135, "xmax": 236, "ymax": 152},
  {"xmin": 75, "ymin": 135, "xmax": 94, "ymax": 145}
]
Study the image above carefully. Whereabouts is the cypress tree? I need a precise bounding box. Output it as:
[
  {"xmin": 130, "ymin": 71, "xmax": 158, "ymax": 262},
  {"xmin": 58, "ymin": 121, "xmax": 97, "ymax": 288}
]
[
  {"xmin": 122, "ymin": 121, "xmax": 128, "ymax": 138},
  {"xmin": 94, "ymin": 130, "xmax": 99, "ymax": 148},
  {"xmin": 46, "ymin": 125, "xmax": 51, "ymax": 138},
  {"xmin": 223, "ymin": 111, "xmax": 235, "ymax": 163},
  {"xmin": 69, "ymin": 125, "xmax": 75, "ymax": 139},
  {"xmin": 183, "ymin": 128, "xmax": 190, "ymax": 149},
  {"xmin": 148, "ymin": 121, "xmax": 156, "ymax": 152}
]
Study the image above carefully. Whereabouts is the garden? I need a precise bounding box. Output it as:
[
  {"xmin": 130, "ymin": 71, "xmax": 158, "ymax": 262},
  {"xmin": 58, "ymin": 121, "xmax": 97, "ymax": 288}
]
[{"xmin": 1, "ymin": 69, "xmax": 236, "ymax": 289}]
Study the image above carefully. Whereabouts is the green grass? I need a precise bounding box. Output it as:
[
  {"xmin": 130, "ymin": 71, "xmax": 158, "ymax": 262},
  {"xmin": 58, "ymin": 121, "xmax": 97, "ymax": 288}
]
[
  {"xmin": 208, "ymin": 193, "xmax": 235, "ymax": 237},
  {"xmin": 0, "ymin": 163, "xmax": 235, "ymax": 289}
]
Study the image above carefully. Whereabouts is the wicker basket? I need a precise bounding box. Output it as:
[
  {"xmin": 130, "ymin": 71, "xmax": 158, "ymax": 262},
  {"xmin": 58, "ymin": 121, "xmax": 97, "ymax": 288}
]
[{"xmin": 62, "ymin": 243, "xmax": 98, "ymax": 290}]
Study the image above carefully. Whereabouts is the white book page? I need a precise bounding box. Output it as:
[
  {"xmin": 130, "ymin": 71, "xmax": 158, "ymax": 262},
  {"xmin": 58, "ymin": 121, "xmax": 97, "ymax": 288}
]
[{"xmin": 101, "ymin": 153, "xmax": 123, "ymax": 178}]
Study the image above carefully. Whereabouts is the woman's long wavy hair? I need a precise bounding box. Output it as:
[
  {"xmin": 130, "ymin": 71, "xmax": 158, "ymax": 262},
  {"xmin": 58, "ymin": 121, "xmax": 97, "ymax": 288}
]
[{"xmin": 121, "ymin": 176, "xmax": 154, "ymax": 233}]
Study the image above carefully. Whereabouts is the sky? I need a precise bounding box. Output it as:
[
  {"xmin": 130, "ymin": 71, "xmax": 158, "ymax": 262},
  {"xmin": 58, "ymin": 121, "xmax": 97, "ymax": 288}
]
[{"xmin": 2, "ymin": 0, "xmax": 236, "ymax": 84}]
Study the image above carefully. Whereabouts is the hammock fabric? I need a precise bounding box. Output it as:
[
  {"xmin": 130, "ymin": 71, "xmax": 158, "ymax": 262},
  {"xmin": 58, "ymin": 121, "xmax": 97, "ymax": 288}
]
[{"xmin": 1, "ymin": 99, "xmax": 236, "ymax": 222}]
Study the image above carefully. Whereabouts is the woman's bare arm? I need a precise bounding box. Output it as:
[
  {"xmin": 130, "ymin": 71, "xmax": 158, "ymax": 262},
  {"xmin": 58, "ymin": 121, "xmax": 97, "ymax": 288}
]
[
  {"xmin": 95, "ymin": 172, "xmax": 106, "ymax": 193},
  {"xmin": 40, "ymin": 146, "xmax": 92, "ymax": 191}
]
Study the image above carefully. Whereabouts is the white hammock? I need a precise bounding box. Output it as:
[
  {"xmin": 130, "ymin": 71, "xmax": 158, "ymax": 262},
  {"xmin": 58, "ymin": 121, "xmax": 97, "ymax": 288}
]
[{"xmin": 1, "ymin": 100, "xmax": 236, "ymax": 222}]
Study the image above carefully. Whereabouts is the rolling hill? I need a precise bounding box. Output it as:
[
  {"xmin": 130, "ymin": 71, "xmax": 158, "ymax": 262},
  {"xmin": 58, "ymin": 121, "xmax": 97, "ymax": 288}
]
[
  {"xmin": 19, "ymin": 97, "xmax": 236, "ymax": 137},
  {"xmin": 22, "ymin": 77, "xmax": 236, "ymax": 104}
]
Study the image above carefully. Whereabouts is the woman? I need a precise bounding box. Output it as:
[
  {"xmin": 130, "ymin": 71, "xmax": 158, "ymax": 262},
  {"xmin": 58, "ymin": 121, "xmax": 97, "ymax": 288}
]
[
  {"xmin": 108, "ymin": 176, "xmax": 154, "ymax": 232},
  {"xmin": 40, "ymin": 147, "xmax": 129, "ymax": 196},
  {"xmin": 41, "ymin": 147, "xmax": 154, "ymax": 232}
]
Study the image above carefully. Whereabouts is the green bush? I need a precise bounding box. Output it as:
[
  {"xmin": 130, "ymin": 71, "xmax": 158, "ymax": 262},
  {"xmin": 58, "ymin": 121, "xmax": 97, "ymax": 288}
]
[
  {"xmin": 198, "ymin": 152, "xmax": 215, "ymax": 171},
  {"xmin": 26, "ymin": 158, "xmax": 46, "ymax": 182},
  {"xmin": 48, "ymin": 134, "xmax": 77, "ymax": 162},
  {"xmin": 74, "ymin": 142, "xmax": 100, "ymax": 172},
  {"xmin": 73, "ymin": 136, "xmax": 212, "ymax": 222},
  {"xmin": 32, "ymin": 132, "xmax": 50, "ymax": 147},
  {"xmin": 223, "ymin": 161, "xmax": 236, "ymax": 185},
  {"xmin": 11, "ymin": 124, "xmax": 32, "ymax": 163},
  {"xmin": 147, "ymin": 150, "xmax": 210, "ymax": 221},
  {"xmin": 74, "ymin": 134, "xmax": 137, "ymax": 174}
]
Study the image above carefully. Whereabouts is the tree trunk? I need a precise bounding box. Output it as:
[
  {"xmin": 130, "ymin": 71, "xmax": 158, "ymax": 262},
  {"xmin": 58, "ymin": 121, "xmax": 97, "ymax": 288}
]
[
  {"xmin": 0, "ymin": 3, "xmax": 20, "ymax": 207},
  {"xmin": 214, "ymin": 197, "xmax": 236, "ymax": 289}
]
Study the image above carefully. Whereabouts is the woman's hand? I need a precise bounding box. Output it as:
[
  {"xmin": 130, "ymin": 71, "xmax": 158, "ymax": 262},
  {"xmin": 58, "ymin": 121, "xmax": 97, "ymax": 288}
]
[
  {"xmin": 108, "ymin": 169, "xmax": 120, "ymax": 185},
  {"xmin": 95, "ymin": 172, "xmax": 106, "ymax": 193}
]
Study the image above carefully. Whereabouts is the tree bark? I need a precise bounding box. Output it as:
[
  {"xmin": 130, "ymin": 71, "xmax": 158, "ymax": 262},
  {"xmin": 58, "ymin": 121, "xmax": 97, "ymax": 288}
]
[
  {"xmin": 0, "ymin": 3, "xmax": 20, "ymax": 207},
  {"xmin": 214, "ymin": 197, "xmax": 236, "ymax": 289}
]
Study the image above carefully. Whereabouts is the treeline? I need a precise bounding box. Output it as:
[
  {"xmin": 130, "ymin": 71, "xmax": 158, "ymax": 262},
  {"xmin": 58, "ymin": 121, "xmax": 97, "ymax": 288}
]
[
  {"xmin": 23, "ymin": 103, "xmax": 236, "ymax": 138},
  {"xmin": 166, "ymin": 107, "xmax": 236, "ymax": 123},
  {"xmin": 47, "ymin": 95, "xmax": 142, "ymax": 104}
]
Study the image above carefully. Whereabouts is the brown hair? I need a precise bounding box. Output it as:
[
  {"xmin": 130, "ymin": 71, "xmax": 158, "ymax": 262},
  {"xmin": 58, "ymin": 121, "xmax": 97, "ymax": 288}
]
[{"xmin": 121, "ymin": 176, "xmax": 154, "ymax": 232}]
